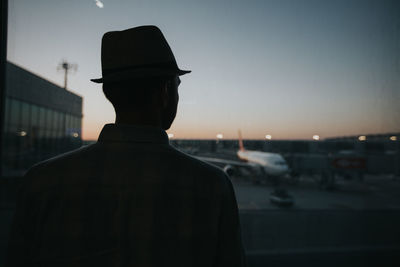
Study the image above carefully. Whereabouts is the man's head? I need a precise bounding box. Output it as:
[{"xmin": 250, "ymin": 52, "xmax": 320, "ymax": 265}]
[
  {"xmin": 92, "ymin": 25, "xmax": 190, "ymax": 129},
  {"xmin": 103, "ymin": 75, "xmax": 181, "ymax": 130}
]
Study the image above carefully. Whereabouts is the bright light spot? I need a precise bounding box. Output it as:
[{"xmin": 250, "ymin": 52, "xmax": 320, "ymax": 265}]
[
  {"xmin": 358, "ymin": 135, "xmax": 366, "ymax": 141},
  {"xmin": 95, "ymin": 0, "xmax": 104, "ymax": 8},
  {"xmin": 265, "ymin": 134, "xmax": 272, "ymax": 140},
  {"xmin": 19, "ymin": 131, "xmax": 27, "ymax": 137},
  {"xmin": 216, "ymin": 134, "xmax": 223, "ymax": 139},
  {"xmin": 312, "ymin": 135, "xmax": 320, "ymax": 141},
  {"xmin": 168, "ymin": 133, "xmax": 174, "ymax": 139},
  {"xmin": 72, "ymin": 132, "xmax": 79, "ymax": 138},
  {"xmin": 390, "ymin": 136, "xmax": 397, "ymax": 141}
]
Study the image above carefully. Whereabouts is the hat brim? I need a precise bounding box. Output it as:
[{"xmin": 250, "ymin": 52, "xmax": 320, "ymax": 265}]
[{"xmin": 90, "ymin": 68, "xmax": 191, "ymax": 83}]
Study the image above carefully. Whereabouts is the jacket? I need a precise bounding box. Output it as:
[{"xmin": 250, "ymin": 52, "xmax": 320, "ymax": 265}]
[{"xmin": 7, "ymin": 123, "xmax": 246, "ymax": 267}]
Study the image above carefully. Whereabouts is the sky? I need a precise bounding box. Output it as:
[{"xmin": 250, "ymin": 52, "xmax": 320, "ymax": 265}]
[{"xmin": 6, "ymin": 0, "xmax": 400, "ymax": 140}]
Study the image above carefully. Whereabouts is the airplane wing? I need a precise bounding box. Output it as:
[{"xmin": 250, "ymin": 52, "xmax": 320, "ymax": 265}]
[
  {"xmin": 195, "ymin": 156, "xmax": 254, "ymax": 168},
  {"xmin": 195, "ymin": 156, "xmax": 262, "ymax": 177}
]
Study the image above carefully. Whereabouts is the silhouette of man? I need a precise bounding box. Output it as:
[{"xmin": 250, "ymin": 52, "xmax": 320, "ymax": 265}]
[{"xmin": 7, "ymin": 26, "xmax": 246, "ymax": 267}]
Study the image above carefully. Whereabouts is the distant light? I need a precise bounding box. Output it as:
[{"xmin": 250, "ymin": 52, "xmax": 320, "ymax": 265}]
[
  {"xmin": 312, "ymin": 135, "xmax": 320, "ymax": 141},
  {"xmin": 95, "ymin": 0, "xmax": 104, "ymax": 8},
  {"xmin": 72, "ymin": 132, "xmax": 79, "ymax": 138},
  {"xmin": 390, "ymin": 136, "xmax": 397, "ymax": 141},
  {"xmin": 19, "ymin": 131, "xmax": 27, "ymax": 137},
  {"xmin": 216, "ymin": 133, "xmax": 223, "ymax": 139},
  {"xmin": 168, "ymin": 133, "xmax": 174, "ymax": 139},
  {"xmin": 358, "ymin": 135, "xmax": 366, "ymax": 141},
  {"xmin": 265, "ymin": 134, "xmax": 272, "ymax": 140}
]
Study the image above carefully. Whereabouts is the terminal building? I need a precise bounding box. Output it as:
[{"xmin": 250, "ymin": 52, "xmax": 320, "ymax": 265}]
[{"xmin": 2, "ymin": 62, "xmax": 83, "ymax": 176}]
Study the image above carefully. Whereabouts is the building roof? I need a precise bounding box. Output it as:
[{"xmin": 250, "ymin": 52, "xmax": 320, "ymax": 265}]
[{"xmin": 5, "ymin": 62, "xmax": 83, "ymax": 117}]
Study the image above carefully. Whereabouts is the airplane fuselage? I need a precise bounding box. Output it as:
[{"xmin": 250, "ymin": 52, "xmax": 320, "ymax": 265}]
[{"xmin": 237, "ymin": 150, "xmax": 290, "ymax": 177}]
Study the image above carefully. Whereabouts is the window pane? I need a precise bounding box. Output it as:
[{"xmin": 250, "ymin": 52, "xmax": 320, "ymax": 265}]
[
  {"xmin": 39, "ymin": 107, "xmax": 46, "ymax": 128},
  {"xmin": 54, "ymin": 112, "xmax": 62, "ymax": 138},
  {"xmin": 10, "ymin": 99, "xmax": 21, "ymax": 129},
  {"xmin": 65, "ymin": 114, "xmax": 71, "ymax": 137},
  {"xmin": 21, "ymin": 102, "xmax": 30, "ymax": 129},
  {"xmin": 60, "ymin": 112, "xmax": 66, "ymax": 137},
  {"xmin": 45, "ymin": 109, "xmax": 53, "ymax": 131},
  {"xmin": 31, "ymin": 105, "xmax": 39, "ymax": 127},
  {"xmin": 4, "ymin": 97, "xmax": 10, "ymax": 132}
]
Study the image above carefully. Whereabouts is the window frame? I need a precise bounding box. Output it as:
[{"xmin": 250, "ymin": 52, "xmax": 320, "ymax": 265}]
[{"xmin": 0, "ymin": 0, "xmax": 9, "ymax": 177}]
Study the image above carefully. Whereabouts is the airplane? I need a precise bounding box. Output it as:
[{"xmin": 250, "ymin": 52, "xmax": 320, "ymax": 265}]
[{"xmin": 196, "ymin": 131, "xmax": 290, "ymax": 184}]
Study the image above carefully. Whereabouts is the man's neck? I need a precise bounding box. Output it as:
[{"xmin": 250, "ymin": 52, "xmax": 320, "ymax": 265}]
[{"xmin": 115, "ymin": 111, "xmax": 162, "ymax": 128}]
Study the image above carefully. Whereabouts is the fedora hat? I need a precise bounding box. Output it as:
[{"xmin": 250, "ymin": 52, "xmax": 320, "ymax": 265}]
[{"xmin": 91, "ymin": 25, "xmax": 191, "ymax": 83}]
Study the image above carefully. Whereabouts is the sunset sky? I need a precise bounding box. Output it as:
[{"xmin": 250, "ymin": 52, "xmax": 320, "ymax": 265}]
[{"xmin": 7, "ymin": 0, "xmax": 400, "ymax": 140}]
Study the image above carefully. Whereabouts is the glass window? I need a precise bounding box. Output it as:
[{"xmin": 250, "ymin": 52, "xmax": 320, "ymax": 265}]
[
  {"xmin": 31, "ymin": 105, "xmax": 39, "ymax": 127},
  {"xmin": 65, "ymin": 114, "xmax": 71, "ymax": 136},
  {"xmin": 69, "ymin": 115, "xmax": 74, "ymax": 136},
  {"xmin": 45, "ymin": 109, "xmax": 53, "ymax": 131},
  {"xmin": 54, "ymin": 111, "xmax": 62, "ymax": 137},
  {"xmin": 9, "ymin": 98, "xmax": 21, "ymax": 129},
  {"xmin": 21, "ymin": 102, "xmax": 30, "ymax": 129},
  {"xmin": 52, "ymin": 110, "xmax": 58, "ymax": 131},
  {"xmin": 37, "ymin": 127, "xmax": 45, "ymax": 139},
  {"xmin": 59, "ymin": 112, "xmax": 66, "ymax": 137},
  {"xmin": 73, "ymin": 116, "xmax": 79, "ymax": 133},
  {"xmin": 76, "ymin": 116, "xmax": 82, "ymax": 137},
  {"xmin": 4, "ymin": 2, "xmax": 400, "ymax": 266},
  {"xmin": 72, "ymin": 116, "xmax": 76, "ymax": 132},
  {"xmin": 39, "ymin": 107, "xmax": 46, "ymax": 128},
  {"xmin": 4, "ymin": 97, "xmax": 10, "ymax": 132}
]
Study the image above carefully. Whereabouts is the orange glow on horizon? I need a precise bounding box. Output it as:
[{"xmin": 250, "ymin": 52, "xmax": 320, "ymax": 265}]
[{"xmin": 81, "ymin": 120, "xmax": 399, "ymax": 141}]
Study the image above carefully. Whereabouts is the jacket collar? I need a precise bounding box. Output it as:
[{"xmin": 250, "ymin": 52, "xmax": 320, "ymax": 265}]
[{"xmin": 98, "ymin": 123, "xmax": 169, "ymax": 144}]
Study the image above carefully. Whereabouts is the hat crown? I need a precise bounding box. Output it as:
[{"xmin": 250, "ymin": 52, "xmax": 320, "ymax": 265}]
[
  {"xmin": 91, "ymin": 25, "xmax": 190, "ymax": 83},
  {"xmin": 101, "ymin": 26, "xmax": 177, "ymax": 72}
]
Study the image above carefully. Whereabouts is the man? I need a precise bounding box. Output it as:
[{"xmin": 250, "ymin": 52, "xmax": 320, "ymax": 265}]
[{"xmin": 7, "ymin": 25, "xmax": 246, "ymax": 267}]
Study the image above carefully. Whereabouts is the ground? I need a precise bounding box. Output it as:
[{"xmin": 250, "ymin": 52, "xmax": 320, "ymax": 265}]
[{"xmin": 232, "ymin": 174, "xmax": 400, "ymax": 210}]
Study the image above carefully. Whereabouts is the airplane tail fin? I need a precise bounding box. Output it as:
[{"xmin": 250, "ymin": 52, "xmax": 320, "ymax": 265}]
[{"xmin": 238, "ymin": 130, "xmax": 245, "ymax": 151}]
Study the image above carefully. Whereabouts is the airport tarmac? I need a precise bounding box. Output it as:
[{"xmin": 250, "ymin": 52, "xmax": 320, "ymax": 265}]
[{"xmin": 232, "ymin": 174, "xmax": 400, "ymax": 210}]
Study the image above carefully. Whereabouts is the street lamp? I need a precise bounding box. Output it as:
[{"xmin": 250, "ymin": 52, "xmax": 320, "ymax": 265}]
[{"xmin": 265, "ymin": 134, "xmax": 272, "ymax": 140}]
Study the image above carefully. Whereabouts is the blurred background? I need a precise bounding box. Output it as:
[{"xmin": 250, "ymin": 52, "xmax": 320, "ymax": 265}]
[{"xmin": 1, "ymin": 0, "xmax": 399, "ymax": 266}]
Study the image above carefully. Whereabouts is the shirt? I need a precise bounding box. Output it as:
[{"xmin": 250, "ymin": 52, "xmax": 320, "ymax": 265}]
[{"xmin": 6, "ymin": 124, "xmax": 246, "ymax": 267}]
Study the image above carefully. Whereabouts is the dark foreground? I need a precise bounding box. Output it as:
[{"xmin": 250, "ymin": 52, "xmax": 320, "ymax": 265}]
[{"xmin": 1, "ymin": 174, "xmax": 400, "ymax": 267}]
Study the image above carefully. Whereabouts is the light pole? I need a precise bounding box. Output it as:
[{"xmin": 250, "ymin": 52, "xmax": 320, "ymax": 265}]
[{"xmin": 57, "ymin": 60, "xmax": 77, "ymax": 90}]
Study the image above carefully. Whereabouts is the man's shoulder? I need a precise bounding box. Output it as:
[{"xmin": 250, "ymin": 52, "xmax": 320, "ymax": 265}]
[
  {"xmin": 167, "ymin": 147, "xmax": 230, "ymax": 183},
  {"xmin": 24, "ymin": 143, "xmax": 231, "ymax": 193},
  {"xmin": 32, "ymin": 144, "xmax": 97, "ymax": 170},
  {"xmin": 24, "ymin": 144, "xmax": 99, "ymax": 191}
]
